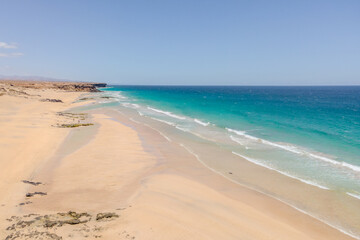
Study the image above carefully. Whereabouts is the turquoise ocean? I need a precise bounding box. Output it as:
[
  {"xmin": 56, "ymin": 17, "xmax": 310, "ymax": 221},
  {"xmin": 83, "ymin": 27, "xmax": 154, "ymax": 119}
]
[
  {"xmin": 94, "ymin": 85, "xmax": 360, "ymax": 236},
  {"xmin": 101, "ymin": 86, "xmax": 360, "ymax": 196}
]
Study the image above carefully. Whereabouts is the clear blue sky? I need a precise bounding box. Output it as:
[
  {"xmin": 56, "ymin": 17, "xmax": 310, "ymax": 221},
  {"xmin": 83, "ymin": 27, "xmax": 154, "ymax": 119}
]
[{"xmin": 1, "ymin": 0, "xmax": 359, "ymax": 85}]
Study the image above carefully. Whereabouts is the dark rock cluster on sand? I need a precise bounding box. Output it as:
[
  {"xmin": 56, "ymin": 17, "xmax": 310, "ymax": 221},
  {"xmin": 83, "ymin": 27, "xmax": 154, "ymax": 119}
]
[
  {"xmin": 5, "ymin": 211, "xmax": 120, "ymax": 240},
  {"xmin": 40, "ymin": 98, "xmax": 63, "ymax": 103},
  {"xmin": 25, "ymin": 192, "xmax": 47, "ymax": 198},
  {"xmin": 22, "ymin": 180, "xmax": 42, "ymax": 186},
  {"xmin": 56, "ymin": 123, "xmax": 94, "ymax": 128}
]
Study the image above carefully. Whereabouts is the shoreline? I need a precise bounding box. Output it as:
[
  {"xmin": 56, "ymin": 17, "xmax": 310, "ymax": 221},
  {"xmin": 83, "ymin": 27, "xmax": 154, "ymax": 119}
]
[
  {"xmin": 105, "ymin": 99, "xmax": 360, "ymax": 238},
  {"xmin": 101, "ymin": 106, "xmax": 360, "ymax": 240},
  {"xmin": 0, "ymin": 81, "xmax": 357, "ymax": 239}
]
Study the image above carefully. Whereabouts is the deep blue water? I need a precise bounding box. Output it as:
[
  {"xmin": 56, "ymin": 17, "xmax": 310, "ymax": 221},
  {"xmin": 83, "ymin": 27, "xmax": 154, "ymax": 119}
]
[{"xmin": 103, "ymin": 86, "xmax": 360, "ymax": 195}]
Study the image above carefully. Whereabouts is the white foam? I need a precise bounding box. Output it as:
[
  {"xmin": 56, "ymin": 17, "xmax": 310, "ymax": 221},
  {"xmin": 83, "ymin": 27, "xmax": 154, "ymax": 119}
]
[
  {"xmin": 150, "ymin": 117, "xmax": 176, "ymax": 126},
  {"xmin": 158, "ymin": 132, "xmax": 172, "ymax": 142},
  {"xmin": 147, "ymin": 124, "xmax": 172, "ymax": 142},
  {"xmin": 339, "ymin": 162, "xmax": 360, "ymax": 172},
  {"xmin": 347, "ymin": 192, "xmax": 360, "ymax": 200},
  {"xmin": 176, "ymin": 126, "xmax": 190, "ymax": 132},
  {"xmin": 226, "ymin": 128, "xmax": 259, "ymax": 141},
  {"xmin": 121, "ymin": 102, "xmax": 139, "ymax": 108},
  {"xmin": 230, "ymin": 135, "xmax": 245, "ymax": 146},
  {"xmin": 226, "ymin": 128, "xmax": 360, "ymax": 173},
  {"xmin": 129, "ymin": 117, "xmax": 141, "ymax": 124},
  {"xmin": 194, "ymin": 118, "xmax": 210, "ymax": 126},
  {"xmin": 121, "ymin": 103, "xmax": 132, "ymax": 107},
  {"xmin": 147, "ymin": 107, "xmax": 186, "ymax": 120},
  {"xmin": 113, "ymin": 93, "xmax": 127, "ymax": 99},
  {"xmin": 231, "ymin": 152, "xmax": 329, "ymax": 190},
  {"xmin": 178, "ymin": 144, "xmax": 359, "ymax": 239}
]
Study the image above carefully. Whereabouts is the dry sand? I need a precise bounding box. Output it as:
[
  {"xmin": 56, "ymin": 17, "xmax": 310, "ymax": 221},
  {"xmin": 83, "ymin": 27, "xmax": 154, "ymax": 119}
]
[{"xmin": 0, "ymin": 81, "xmax": 355, "ymax": 239}]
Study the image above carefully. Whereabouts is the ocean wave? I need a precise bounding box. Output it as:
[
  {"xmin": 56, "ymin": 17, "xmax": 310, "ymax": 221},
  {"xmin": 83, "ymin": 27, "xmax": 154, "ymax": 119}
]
[
  {"xmin": 230, "ymin": 135, "xmax": 251, "ymax": 149},
  {"xmin": 346, "ymin": 192, "xmax": 360, "ymax": 200},
  {"xmin": 131, "ymin": 103, "xmax": 140, "ymax": 108},
  {"xmin": 194, "ymin": 118, "xmax": 210, "ymax": 126},
  {"xmin": 227, "ymin": 128, "xmax": 259, "ymax": 141},
  {"xmin": 227, "ymin": 128, "xmax": 360, "ymax": 173},
  {"xmin": 121, "ymin": 102, "xmax": 140, "ymax": 108},
  {"xmin": 230, "ymin": 135, "xmax": 245, "ymax": 145},
  {"xmin": 179, "ymin": 144, "xmax": 358, "ymax": 239},
  {"xmin": 113, "ymin": 93, "xmax": 127, "ymax": 99},
  {"xmin": 147, "ymin": 107, "xmax": 186, "ymax": 120},
  {"xmin": 150, "ymin": 117, "xmax": 176, "ymax": 126},
  {"xmin": 121, "ymin": 103, "xmax": 132, "ymax": 107},
  {"xmin": 176, "ymin": 126, "xmax": 190, "ymax": 132},
  {"xmin": 231, "ymin": 152, "xmax": 330, "ymax": 190},
  {"xmin": 158, "ymin": 131, "xmax": 172, "ymax": 142}
]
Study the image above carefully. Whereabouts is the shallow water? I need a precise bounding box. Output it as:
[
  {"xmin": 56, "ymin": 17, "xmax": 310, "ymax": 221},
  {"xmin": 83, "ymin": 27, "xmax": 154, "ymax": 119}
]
[
  {"xmin": 82, "ymin": 86, "xmax": 360, "ymax": 238},
  {"xmin": 102, "ymin": 86, "xmax": 360, "ymax": 193}
]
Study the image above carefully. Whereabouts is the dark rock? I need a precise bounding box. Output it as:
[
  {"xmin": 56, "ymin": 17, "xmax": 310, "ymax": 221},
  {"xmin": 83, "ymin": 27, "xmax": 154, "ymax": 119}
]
[
  {"xmin": 44, "ymin": 220, "xmax": 57, "ymax": 228},
  {"xmin": 18, "ymin": 201, "xmax": 33, "ymax": 206},
  {"xmin": 22, "ymin": 180, "xmax": 42, "ymax": 186},
  {"xmin": 96, "ymin": 212, "xmax": 119, "ymax": 221},
  {"xmin": 93, "ymin": 83, "xmax": 107, "ymax": 88},
  {"xmin": 16, "ymin": 220, "xmax": 35, "ymax": 228},
  {"xmin": 25, "ymin": 192, "xmax": 47, "ymax": 197},
  {"xmin": 23, "ymin": 213, "xmax": 38, "ymax": 218},
  {"xmin": 40, "ymin": 98, "xmax": 63, "ymax": 103},
  {"xmin": 79, "ymin": 97, "xmax": 94, "ymax": 101},
  {"xmin": 62, "ymin": 219, "xmax": 81, "ymax": 225},
  {"xmin": 6, "ymin": 224, "xmax": 15, "ymax": 231}
]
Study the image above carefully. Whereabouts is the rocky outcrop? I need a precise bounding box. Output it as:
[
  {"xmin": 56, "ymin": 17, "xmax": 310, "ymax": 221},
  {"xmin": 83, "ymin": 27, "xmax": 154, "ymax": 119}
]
[
  {"xmin": 0, "ymin": 80, "xmax": 107, "ymax": 92},
  {"xmin": 55, "ymin": 83, "xmax": 106, "ymax": 92},
  {"xmin": 5, "ymin": 211, "xmax": 122, "ymax": 240}
]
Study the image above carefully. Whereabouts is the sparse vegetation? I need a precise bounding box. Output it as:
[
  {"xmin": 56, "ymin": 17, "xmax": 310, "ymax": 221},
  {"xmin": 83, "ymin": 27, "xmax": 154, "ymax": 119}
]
[
  {"xmin": 57, "ymin": 112, "xmax": 88, "ymax": 120},
  {"xmin": 57, "ymin": 123, "xmax": 93, "ymax": 128}
]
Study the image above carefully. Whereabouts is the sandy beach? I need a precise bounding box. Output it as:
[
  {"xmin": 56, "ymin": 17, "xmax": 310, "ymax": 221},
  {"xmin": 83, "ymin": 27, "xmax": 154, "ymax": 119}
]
[{"xmin": 0, "ymin": 81, "xmax": 355, "ymax": 240}]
